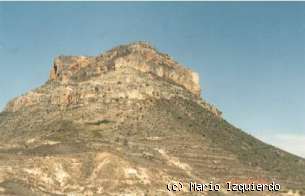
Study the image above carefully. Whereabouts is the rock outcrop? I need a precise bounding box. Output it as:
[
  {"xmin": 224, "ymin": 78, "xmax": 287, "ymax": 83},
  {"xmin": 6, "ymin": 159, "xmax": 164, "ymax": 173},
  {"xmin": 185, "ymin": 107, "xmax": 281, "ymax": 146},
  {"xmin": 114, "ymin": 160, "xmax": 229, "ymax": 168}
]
[
  {"xmin": 49, "ymin": 42, "xmax": 201, "ymax": 96},
  {"xmin": 5, "ymin": 42, "xmax": 221, "ymax": 116}
]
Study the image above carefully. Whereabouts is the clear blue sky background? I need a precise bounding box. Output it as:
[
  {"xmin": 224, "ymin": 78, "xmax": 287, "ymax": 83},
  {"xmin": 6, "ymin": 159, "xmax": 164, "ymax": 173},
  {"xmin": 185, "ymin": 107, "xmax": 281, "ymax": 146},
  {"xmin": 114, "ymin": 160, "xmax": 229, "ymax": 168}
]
[{"xmin": 0, "ymin": 2, "xmax": 305, "ymax": 157}]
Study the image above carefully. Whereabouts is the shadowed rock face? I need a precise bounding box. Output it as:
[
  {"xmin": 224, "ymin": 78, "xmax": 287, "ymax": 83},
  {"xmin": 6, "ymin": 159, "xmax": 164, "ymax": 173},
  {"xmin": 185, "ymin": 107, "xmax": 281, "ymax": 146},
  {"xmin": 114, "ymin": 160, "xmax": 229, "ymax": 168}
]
[{"xmin": 0, "ymin": 42, "xmax": 305, "ymax": 196}]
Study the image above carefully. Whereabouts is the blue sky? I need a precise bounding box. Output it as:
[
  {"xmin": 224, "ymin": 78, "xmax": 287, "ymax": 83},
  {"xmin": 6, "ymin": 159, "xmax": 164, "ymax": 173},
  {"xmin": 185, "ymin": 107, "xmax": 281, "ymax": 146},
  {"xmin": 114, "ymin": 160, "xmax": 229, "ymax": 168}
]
[{"xmin": 0, "ymin": 2, "xmax": 305, "ymax": 157}]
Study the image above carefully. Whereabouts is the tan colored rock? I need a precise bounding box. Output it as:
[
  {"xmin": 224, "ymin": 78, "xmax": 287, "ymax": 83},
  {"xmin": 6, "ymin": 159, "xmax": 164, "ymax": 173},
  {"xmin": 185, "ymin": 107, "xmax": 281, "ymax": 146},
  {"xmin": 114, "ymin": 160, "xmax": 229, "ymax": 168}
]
[
  {"xmin": 5, "ymin": 91, "xmax": 43, "ymax": 112},
  {"xmin": 49, "ymin": 56, "xmax": 94, "ymax": 82},
  {"xmin": 49, "ymin": 42, "xmax": 201, "ymax": 96},
  {"xmin": 4, "ymin": 42, "xmax": 221, "ymax": 119}
]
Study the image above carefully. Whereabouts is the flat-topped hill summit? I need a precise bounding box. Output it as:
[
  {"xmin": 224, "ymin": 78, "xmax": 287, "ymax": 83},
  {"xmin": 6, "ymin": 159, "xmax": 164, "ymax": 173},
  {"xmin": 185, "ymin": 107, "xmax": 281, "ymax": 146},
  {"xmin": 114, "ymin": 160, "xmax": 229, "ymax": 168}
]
[
  {"xmin": 49, "ymin": 42, "xmax": 201, "ymax": 96},
  {"xmin": 0, "ymin": 42, "xmax": 304, "ymax": 195},
  {"xmin": 5, "ymin": 42, "xmax": 220, "ymax": 116}
]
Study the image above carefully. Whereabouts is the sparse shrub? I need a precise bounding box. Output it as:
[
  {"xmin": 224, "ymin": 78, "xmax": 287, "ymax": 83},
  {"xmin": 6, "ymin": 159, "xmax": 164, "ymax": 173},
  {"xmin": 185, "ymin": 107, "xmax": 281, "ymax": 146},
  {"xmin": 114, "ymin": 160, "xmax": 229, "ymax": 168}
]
[{"xmin": 86, "ymin": 119, "xmax": 113, "ymax": 125}]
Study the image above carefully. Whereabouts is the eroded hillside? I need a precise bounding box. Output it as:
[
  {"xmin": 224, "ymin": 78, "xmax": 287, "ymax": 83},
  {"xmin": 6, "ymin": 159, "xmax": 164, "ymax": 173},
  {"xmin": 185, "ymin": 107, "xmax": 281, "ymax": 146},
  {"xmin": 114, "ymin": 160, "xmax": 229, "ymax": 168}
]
[{"xmin": 0, "ymin": 42, "xmax": 304, "ymax": 196}]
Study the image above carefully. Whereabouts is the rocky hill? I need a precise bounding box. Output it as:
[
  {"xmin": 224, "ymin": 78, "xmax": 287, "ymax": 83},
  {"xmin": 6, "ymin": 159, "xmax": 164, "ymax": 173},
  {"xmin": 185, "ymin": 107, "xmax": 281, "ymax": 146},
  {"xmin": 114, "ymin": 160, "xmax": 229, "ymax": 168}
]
[{"xmin": 0, "ymin": 42, "xmax": 304, "ymax": 196}]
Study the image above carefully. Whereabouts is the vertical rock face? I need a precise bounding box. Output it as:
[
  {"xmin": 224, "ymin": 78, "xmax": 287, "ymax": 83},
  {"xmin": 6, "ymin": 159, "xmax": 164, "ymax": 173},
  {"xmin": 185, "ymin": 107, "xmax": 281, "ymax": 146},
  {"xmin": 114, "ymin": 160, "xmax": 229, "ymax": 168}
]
[
  {"xmin": 49, "ymin": 42, "xmax": 201, "ymax": 96},
  {"xmin": 49, "ymin": 56, "xmax": 95, "ymax": 82}
]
